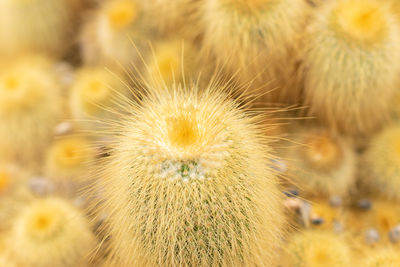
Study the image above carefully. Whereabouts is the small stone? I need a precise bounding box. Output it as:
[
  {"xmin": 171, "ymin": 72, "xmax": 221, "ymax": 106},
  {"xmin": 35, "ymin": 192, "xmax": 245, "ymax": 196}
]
[
  {"xmin": 300, "ymin": 201, "xmax": 312, "ymax": 228},
  {"xmin": 284, "ymin": 189, "xmax": 299, "ymax": 198},
  {"xmin": 388, "ymin": 225, "xmax": 400, "ymax": 243},
  {"xmin": 311, "ymin": 217, "xmax": 324, "ymax": 225},
  {"xmin": 358, "ymin": 199, "xmax": 372, "ymax": 211},
  {"xmin": 54, "ymin": 121, "xmax": 72, "ymax": 135},
  {"xmin": 365, "ymin": 228, "xmax": 380, "ymax": 245},
  {"xmin": 333, "ymin": 221, "xmax": 344, "ymax": 233},
  {"xmin": 53, "ymin": 62, "xmax": 75, "ymax": 86},
  {"xmin": 329, "ymin": 196, "xmax": 342, "ymax": 207},
  {"xmin": 28, "ymin": 176, "xmax": 54, "ymax": 196},
  {"xmin": 284, "ymin": 198, "xmax": 301, "ymax": 210},
  {"xmin": 270, "ymin": 159, "xmax": 287, "ymax": 173}
]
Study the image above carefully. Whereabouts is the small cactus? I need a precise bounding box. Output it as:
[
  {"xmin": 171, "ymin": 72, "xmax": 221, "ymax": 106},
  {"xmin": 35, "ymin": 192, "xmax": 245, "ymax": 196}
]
[
  {"xmin": 6, "ymin": 197, "xmax": 96, "ymax": 267},
  {"xmin": 286, "ymin": 230, "xmax": 351, "ymax": 267},
  {"xmin": 0, "ymin": 0, "xmax": 80, "ymax": 58},
  {"xmin": 284, "ymin": 128, "xmax": 355, "ymax": 198},
  {"xmin": 302, "ymin": 0, "xmax": 400, "ymax": 134},
  {"xmin": 45, "ymin": 136, "xmax": 96, "ymax": 182},
  {"xmin": 0, "ymin": 56, "xmax": 63, "ymax": 166},
  {"xmin": 80, "ymin": 0, "xmax": 149, "ymax": 68},
  {"xmin": 69, "ymin": 67, "xmax": 129, "ymax": 132},
  {"xmin": 201, "ymin": 0, "xmax": 310, "ymax": 103},
  {"xmin": 144, "ymin": 39, "xmax": 200, "ymax": 88},
  {"xmin": 361, "ymin": 124, "xmax": 400, "ymax": 201},
  {"xmin": 363, "ymin": 248, "xmax": 400, "ymax": 267}
]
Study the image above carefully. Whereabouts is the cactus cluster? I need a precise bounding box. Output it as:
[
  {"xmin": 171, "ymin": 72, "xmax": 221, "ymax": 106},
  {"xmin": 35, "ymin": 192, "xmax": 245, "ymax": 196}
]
[{"xmin": 1, "ymin": 0, "xmax": 400, "ymax": 266}]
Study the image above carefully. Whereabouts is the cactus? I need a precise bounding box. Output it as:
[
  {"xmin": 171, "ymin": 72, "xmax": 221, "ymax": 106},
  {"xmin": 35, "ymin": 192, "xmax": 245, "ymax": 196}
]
[
  {"xmin": 95, "ymin": 84, "xmax": 285, "ymax": 266},
  {"xmin": 144, "ymin": 39, "xmax": 200, "ymax": 88},
  {"xmin": 361, "ymin": 124, "xmax": 400, "ymax": 201},
  {"xmin": 69, "ymin": 67, "xmax": 129, "ymax": 132},
  {"xmin": 284, "ymin": 128, "xmax": 355, "ymax": 198},
  {"xmin": 201, "ymin": 0, "xmax": 309, "ymax": 103},
  {"xmin": 302, "ymin": 0, "xmax": 400, "ymax": 134},
  {"xmin": 0, "ymin": 56, "xmax": 63, "ymax": 166},
  {"xmin": 0, "ymin": 163, "xmax": 30, "ymax": 231},
  {"xmin": 80, "ymin": 0, "xmax": 149, "ymax": 68},
  {"xmin": 363, "ymin": 248, "xmax": 400, "ymax": 267},
  {"xmin": 45, "ymin": 136, "xmax": 96, "ymax": 182},
  {"xmin": 139, "ymin": 0, "xmax": 199, "ymax": 37},
  {"xmin": 7, "ymin": 197, "xmax": 96, "ymax": 267},
  {"xmin": 286, "ymin": 230, "xmax": 351, "ymax": 267},
  {"xmin": 0, "ymin": 0, "xmax": 80, "ymax": 58}
]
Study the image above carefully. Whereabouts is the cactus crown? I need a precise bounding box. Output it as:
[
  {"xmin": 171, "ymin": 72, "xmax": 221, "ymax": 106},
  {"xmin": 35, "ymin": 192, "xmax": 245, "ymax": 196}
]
[
  {"xmin": 23, "ymin": 200, "xmax": 65, "ymax": 241},
  {"xmin": 0, "ymin": 69, "xmax": 44, "ymax": 112},
  {"xmin": 106, "ymin": 0, "xmax": 139, "ymax": 30},
  {"xmin": 133, "ymin": 88, "xmax": 234, "ymax": 162},
  {"xmin": 74, "ymin": 68, "xmax": 121, "ymax": 115},
  {"xmin": 330, "ymin": 0, "xmax": 387, "ymax": 45},
  {"xmin": 150, "ymin": 42, "xmax": 183, "ymax": 85},
  {"xmin": 50, "ymin": 138, "xmax": 91, "ymax": 169},
  {"xmin": 288, "ymin": 230, "xmax": 350, "ymax": 267},
  {"xmin": 302, "ymin": 135, "xmax": 343, "ymax": 171}
]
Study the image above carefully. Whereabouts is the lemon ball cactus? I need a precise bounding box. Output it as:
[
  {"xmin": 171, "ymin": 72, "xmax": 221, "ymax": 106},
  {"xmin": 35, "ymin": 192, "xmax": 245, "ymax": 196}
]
[
  {"xmin": 363, "ymin": 248, "xmax": 400, "ymax": 267},
  {"xmin": 7, "ymin": 197, "xmax": 96, "ymax": 267},
  {"xmin": 284, "ymin": 128, "xmax": 355, "ymax": 198},
  {"xmin": 0, "ymin": 0, "xmax": 80, "ymax": 58},
  {"xmin": 201, "ymin": 0, "xmax": 310, "ymax": 103},
  {"xmin": 0, "ymin": 163, "xmax": 27, "ymax": 197},
  {"xmin": 69, "ymin": 67, "xmax": 129, "ymax": 131},
  {"xmin": 361, "ymin": 124, "xmax": 400, "ymax": 201},
  {"xmin": 144, "ymin": 39, "xmax": 200, "ymax": 88},
  {"xmin": 45, "ymin": 136, "xmax": 96, "ymax": 182},
  {"xmin": 286, "ymin": 230, "xmax": 351, "ymax": 267},
  {"xmin": 95, "ymin": 84, "xmax": 285, "ymax": 266},
  {"xmin": 139, "ymin": 0, "xmax": 199, "ymax": 36},
  {"xmin": 0, "ymin": 56, "xmax": 63, "ymax": 166},
  {"xmin": 302, "ymin": 0, "xmax": 400, "ymax": 134},
  {"xmin": 81, "ymin": 0, "xmax": 149, "ymax": 68},
  {"xmin": 0, "ymin": 163, "xmax": 30, "ymax": 231}
]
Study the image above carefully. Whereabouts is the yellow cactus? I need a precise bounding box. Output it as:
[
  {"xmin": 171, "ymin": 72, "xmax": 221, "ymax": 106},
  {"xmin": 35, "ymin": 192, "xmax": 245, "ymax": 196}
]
[
  {"xmin": 139, "ymin": 0, "xmax": 199, "ymax": 37},
  {"xmin": 201, "ymin": 0, "xmax": 310, "ymax": 103},
  {"xmin": 286, "ymin": 230, "xmax": 351, "ymax": 267},
  {"xmin": 95, "ymin": 84, "xmax": 285, "ymax": 266},
  {"xmin": 0, "ymin": 0, "xmax": 79, "ymax": 58},
  {"xmin": 285, "ymin": 128, "xmax": 355, "ymax": 197},
  {"xmin": 45, "ymin": 136, "xmax": 96, "ymax": 182},
  {"xmin": 7, "ymin": 197, "xmax": 96, "ymax": 267},
  {"xmin": 0, "ymin": 163, "xmax": 30, "ymax": 231},
  {"xmin": 69, "ymin": 67, "xmax": 129, "ymax": 131},
  {"xmin": 302, "ymin": 0, "xmax": 400, "ymax": 134},
  {"xmin": 0, "ymin": 56, "xmax": 63, "ymax": 165},
  {"xmin": 361, "ymin": 124, "xmax": 400, "ymax": 201},
  {"xmin": 80, "ymin": 0, "xmax": 148, "ymax": 68},
  {"xmin": 145, "ymin": 39, "xmax": 200, "ymax": 88},
  {"xmin": 363, "ymin": 248, "xmax": 400, "ymax": 267}
]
